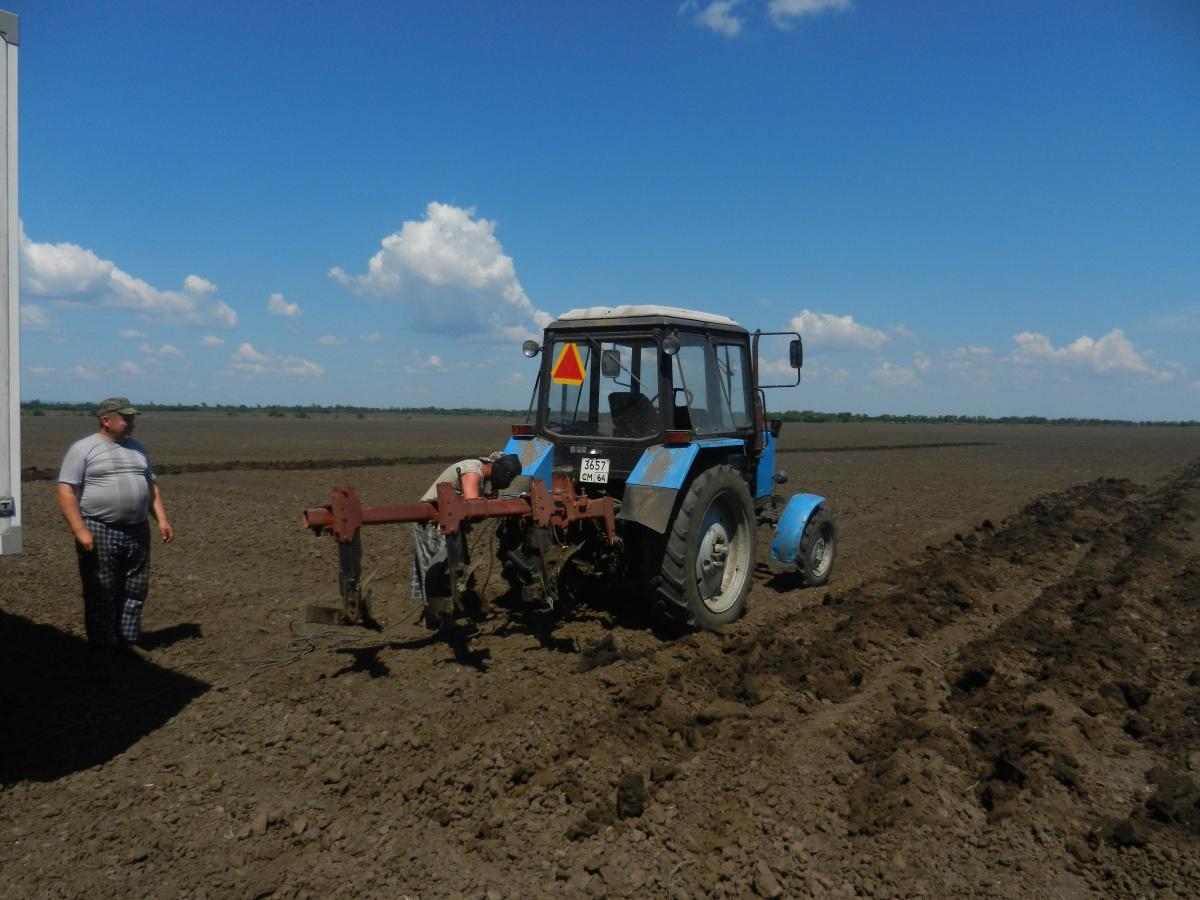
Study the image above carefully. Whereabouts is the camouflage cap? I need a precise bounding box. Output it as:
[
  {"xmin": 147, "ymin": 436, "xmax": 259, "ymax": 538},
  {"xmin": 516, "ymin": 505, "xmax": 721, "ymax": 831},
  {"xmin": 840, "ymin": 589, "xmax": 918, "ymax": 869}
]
[{"xmin": 95, "ymin": 397, "xmax": 139, "ymax": 416}]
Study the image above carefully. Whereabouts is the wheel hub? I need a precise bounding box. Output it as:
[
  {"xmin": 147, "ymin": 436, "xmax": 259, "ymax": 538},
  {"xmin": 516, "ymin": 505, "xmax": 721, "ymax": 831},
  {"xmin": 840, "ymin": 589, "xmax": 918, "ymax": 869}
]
[{"xmin": 698, "ymin": 524, "xmax": 729, "ymax": 580}]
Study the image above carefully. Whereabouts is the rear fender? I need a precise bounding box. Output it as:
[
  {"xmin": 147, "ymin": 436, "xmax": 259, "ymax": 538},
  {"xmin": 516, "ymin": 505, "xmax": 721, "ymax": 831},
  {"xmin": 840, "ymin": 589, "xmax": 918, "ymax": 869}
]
[
  {"xmin": 619, "ymin": 438, "xmax": 745, "ymax": 534},
  {"xmin": 769, "ymin": 493, "xmax": 825, "ymax": 571},
  {"xmin": 502, "ymin": 436, "xmax": 554, "ymax": 490}
]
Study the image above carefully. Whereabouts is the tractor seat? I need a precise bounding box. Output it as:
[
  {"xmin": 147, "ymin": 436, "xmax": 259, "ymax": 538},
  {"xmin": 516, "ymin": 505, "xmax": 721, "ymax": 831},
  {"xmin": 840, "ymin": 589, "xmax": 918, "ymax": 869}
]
[
  {"xmin": 673, "ymin": 403, "xmax": 692, "ymax": 431},
  {"xmin": 609, "ymin": 392, "xmax": 657, "ymax": 437}
]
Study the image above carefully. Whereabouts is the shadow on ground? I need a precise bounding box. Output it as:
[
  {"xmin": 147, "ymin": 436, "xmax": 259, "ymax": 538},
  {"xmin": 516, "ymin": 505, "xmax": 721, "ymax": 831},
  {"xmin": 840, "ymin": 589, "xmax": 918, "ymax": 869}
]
[{"xmin": 0, "ymin": 610, "xmax": 210, "ymax": 784}]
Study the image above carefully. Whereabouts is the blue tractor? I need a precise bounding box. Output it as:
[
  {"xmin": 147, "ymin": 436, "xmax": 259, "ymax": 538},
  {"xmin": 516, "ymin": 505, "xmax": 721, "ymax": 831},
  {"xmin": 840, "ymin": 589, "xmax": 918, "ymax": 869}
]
[{"xmin": 495, "ymin": 304, "xmax": 836, "ymax": 630}]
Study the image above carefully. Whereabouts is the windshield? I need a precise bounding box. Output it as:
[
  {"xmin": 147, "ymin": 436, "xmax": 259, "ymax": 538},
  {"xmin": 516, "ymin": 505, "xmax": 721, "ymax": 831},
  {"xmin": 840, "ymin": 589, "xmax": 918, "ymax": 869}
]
[{"xmin": 544, "ymin": 337, "xmax": 661, "ymax": 439}]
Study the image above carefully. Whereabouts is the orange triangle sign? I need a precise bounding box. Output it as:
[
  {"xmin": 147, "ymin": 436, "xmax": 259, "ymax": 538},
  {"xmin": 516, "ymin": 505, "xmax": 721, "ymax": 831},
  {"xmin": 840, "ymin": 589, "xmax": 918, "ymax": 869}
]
[{"xmin": 551, "ymin": 342, "xmax": 586, "ymax": 385}]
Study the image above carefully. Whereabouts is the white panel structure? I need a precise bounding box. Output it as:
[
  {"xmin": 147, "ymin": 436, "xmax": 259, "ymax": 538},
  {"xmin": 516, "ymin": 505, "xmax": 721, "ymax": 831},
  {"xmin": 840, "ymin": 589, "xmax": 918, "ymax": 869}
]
[{"xmin": 0, "ymin": 11, "xmax": 18, "ymax": 554}]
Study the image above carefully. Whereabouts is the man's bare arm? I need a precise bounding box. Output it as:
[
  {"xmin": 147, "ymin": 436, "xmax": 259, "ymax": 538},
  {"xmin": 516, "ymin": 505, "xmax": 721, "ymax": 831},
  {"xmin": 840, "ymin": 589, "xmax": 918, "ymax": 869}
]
[
  {"xmin": 56, "ymin": 483, "xmax": 94, "ymax": 551},
  {"xmin": 150, "ymin": 482, "xmax": 174, "ymax": 543}
]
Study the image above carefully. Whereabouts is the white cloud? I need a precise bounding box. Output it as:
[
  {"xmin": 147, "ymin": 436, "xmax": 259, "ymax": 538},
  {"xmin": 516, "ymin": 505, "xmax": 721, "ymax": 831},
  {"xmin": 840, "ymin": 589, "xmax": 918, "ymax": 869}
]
[
  {"xmin": 20, "ymin": 223, "xmax": 238, "ymax": 329},
  {"xmin": 790, "ymin": 309, "xmax": 889, "ymax": 349},
  {"xmin": 183, "ymin": 275, "xmax": 217, "ymax": 296},
  {"xmin": 360, "ymin": 331, "xmax": 384, "ymax": 344},
  {"xmin": 71, "ymin": 364, "xmax": 102, "ymax": 381},
  {"xmin": 318, "ymin": 335, "xmax": 348, "ymax": 346},
  {"xmin": 869, "ymin": 361, "xmax": 920, "ymax": 388},
  {"xmin": 199, "ymin": 335, "xmax": 224, "ymax": 346},
  {"xmin": 1190, "ymin": 381, "xmax": 1200, "ymax": 393},
  {"xmin": 404, "ymin": 353, "xmax": 449, "ymax": 375},
  {"xmin": 267, "ymin": 292, "xmax": 302, "ymax": 318},
  {"xmin": 119, "ymin": 328, "xmax": 147, "ymax": 339},
  {"xmin": 682, "ymin": 1, "xmax": 745, "ymax": 37},
  {"xmin": 913, "ymin": 351, "xmax": 933, "ymax": 373},
  {"xmin": 946, "ymin": 345, "xmax": 997, "ymax": 382},
  {"xmin": 330, "ymin": 202, "xmax": 551, "ymax": 342},
  {"xmin": 26, "ymin": 365, "xmax": 55, "ymax": 375},
  {"xmin": 505, "ymin": 372, "xmax": 525, "ymax": 384},
  {"xmin": 20, "ymin": 303, "xmax": 52, "ymax": 331},
  {"xmin": 1008, "ymin": 329, "xmax": 1172, "ymax": 381},
  {"xmin": 119, "ymin": 361, "xmax": 142, "ymax": 375},
  {"xmin": 758, "ymin": 358, "xmax": 799, "ymax": 380},
  {"xmin": 139, "ymin": 342, "xmax": 183, "ymax": 358},
  {"xmin": 230, "ymin": 342, "xmax": 324, "ymax": 378},
  {"xmin": 769, "ymin": 0, "xmax": 852, "ymax": 28}
]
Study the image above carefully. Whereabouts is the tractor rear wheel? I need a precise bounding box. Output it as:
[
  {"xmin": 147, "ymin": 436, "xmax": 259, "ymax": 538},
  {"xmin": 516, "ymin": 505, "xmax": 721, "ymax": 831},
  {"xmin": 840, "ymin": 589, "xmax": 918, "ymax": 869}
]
[{"xmin": 651, "ymin": 465, "xmax": 756, "ymax": 630}]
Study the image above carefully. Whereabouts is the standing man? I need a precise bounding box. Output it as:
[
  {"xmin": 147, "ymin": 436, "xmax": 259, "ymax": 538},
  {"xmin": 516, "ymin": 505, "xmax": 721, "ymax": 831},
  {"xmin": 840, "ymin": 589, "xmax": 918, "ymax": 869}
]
[{"xmin": 57, "ymin": 398, "xmax": 174, "ymax": 658}]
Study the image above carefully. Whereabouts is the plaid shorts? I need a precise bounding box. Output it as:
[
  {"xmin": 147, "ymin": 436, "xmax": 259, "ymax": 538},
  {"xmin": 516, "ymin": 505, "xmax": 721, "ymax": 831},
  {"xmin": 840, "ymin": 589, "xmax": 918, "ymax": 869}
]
[{"xmin": 77, "ymin": 518, "xmax": 152, "ymax": 645}]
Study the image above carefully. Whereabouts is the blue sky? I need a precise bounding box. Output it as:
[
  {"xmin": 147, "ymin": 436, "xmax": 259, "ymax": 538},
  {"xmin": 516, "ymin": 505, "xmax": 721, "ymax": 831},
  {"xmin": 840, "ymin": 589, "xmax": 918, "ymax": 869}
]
[{"xmin": 10, "ymin": 0, "xmax": 1200, "ymax": 418}]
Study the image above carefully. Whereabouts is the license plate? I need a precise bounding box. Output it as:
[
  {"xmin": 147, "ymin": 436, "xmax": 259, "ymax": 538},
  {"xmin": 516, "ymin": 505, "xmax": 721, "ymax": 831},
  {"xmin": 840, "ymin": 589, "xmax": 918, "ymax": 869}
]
[{"xmin": 579, "ymin": 457, "xmax": 610, "ymax": 484}]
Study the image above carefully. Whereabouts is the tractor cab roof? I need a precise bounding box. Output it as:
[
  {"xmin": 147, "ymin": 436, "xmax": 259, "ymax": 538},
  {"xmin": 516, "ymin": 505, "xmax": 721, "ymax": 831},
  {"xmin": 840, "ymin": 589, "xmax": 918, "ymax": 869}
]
[{"xmin": 550, "ymin": 305, "xmax": 747, "ymax": 335}]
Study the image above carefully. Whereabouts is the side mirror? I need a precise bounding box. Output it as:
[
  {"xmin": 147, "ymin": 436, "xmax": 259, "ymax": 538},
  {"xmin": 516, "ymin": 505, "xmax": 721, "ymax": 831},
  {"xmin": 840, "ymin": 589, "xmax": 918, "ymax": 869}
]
[
  {"xmin": 789, "ymin": 338, "xmax": 803, "ymax": 369},
  {"xmin": 522, "ymin": 339, "xmax": 541, "ymax": 358},
  {"xmin": 769, "ymin": 418, "xmax": 783, "ymax": 439},
  {"xmin": 601, "ymin": 349, "xmax": 621, "ymax": 378}
]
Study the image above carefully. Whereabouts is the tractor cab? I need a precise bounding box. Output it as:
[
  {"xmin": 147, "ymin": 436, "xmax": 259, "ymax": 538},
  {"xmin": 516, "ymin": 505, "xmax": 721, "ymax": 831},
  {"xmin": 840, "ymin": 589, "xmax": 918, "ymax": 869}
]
[{"xmin": 523, "ymin": 306, "xmax": 761, "ymax": 496}]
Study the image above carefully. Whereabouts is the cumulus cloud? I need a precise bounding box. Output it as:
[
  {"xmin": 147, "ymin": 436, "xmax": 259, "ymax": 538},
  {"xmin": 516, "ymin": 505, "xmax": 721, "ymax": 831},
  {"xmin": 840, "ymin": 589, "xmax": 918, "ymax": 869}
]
[
  {"xmin": 119, "ymin": 328, "xmax": 147, "ymax": 339},
  {"xmin": 330, "ymin": 202, "xmax": 551, "ymax": 342},
  {"xmin": 869, "ymin": 361, "xmax": 920, "ymax": 388},
  {"xmin": 267, "ymin": 292, "xmax": 302, "ymax": 318},
  {"xmin": 360, "ymin": 331, "xmax": 385, "ymax": 344},
  {"xmin": 945, "ymin": 345, "xmax": 997, "ymax": 382},
  {"xmin": 1008, "ymin": 329, "xmax": 1173, "ymax": 381},
  {"xmin": 199, "ymin": 335, "xmax": 224, "ymax": 346},
  {"xmin": 404, "ymin": 353, "xmax": 449, "ymax": 375},
  {"xmin": 19, "ymin": 224, "xmax": 238, "ymax": 329},
  {"xmin": 769, "ymin": 0, "xmax": 852, "ymax": 28},
  {"xmin": 26, "ymin": 365, "xmax": 55, "ymax": 375},
  {"xmin": 20, "ymin": 303, "xmax": 52, "ymax": 331},
  {"xmin": 183, "ymin": 275, "xmax": 217, "ymax": 296},
  {"xmin": 790, "ymin": 309, "xmax": 889, "ymax": 350},
  {"xmin": 139, "ymin": 342, "xmax": 183, "ymax": 358},
  {"xmin": 317, "ymin": 335, "xmax": 348, "ymax": 347},
  {"xmin": 1191, "ymin": 381, "xmax": 1200, "ymax": 393},
  {"xmin": 71, "ymin": 364, "xmax": 102, "ymax": 381},
  {"xmin": 681, "ymin": 1, "xmax": 745, "ymax": 37},
  {"xmin": 119, "ymin": 361, "xmax": 142, "ymax": 375},
  {"xmin": 913, "ymin": 352, "xmax": 933, "ymax": 373},
  {"xmin": 229, "ymin": 342, "xmax": 323, "ymax": 378}
]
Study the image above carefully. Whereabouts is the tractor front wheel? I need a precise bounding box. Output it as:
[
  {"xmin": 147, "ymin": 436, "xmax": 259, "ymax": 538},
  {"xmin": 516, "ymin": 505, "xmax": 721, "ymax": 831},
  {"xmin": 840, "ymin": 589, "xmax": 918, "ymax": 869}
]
[
  {"xmin": 795, "ymin": 506, "xmax": 836, "ymax": 587},
  {"xmin": 652, "ymin": 465, "xmax": 756, "ymax": 630}
]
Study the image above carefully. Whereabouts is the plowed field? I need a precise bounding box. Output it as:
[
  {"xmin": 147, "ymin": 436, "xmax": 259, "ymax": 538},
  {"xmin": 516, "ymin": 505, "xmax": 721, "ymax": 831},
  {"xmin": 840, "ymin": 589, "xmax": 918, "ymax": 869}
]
[{"xmin": 3, "ymin": 415, "xmax": 1199, "ymax": 899}]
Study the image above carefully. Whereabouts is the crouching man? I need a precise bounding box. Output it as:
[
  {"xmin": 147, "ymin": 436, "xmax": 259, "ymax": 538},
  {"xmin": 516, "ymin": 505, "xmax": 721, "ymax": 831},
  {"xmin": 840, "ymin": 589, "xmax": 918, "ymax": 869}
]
[{"xmin": 410, "ymin": 453, "xmax": 522, "ymax": 628}]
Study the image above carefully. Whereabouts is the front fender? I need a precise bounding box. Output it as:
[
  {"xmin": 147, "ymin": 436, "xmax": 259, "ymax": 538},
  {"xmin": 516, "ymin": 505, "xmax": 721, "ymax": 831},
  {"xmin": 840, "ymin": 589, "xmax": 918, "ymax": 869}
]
[{"xmin": 769, "ymin": 493, "xmax": 825, "ymax": 571}]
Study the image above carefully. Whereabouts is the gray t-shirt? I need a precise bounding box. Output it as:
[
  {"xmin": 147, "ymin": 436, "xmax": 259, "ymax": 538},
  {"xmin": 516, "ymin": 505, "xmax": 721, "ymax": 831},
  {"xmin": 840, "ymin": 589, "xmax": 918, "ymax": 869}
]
[
  {"xmin": 420, "ymin": 459, "xmax": 484, "ymax": 502},
  {"xmin": 58, "ymin": 433, "xmax": 157, "ymax": 526}
]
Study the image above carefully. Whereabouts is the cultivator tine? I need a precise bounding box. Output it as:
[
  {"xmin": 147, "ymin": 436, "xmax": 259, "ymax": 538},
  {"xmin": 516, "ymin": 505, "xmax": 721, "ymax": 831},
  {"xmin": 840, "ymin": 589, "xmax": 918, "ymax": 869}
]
[{"xmin": 337, "ymin": 532, "xmax": 374, "ymax": 627}]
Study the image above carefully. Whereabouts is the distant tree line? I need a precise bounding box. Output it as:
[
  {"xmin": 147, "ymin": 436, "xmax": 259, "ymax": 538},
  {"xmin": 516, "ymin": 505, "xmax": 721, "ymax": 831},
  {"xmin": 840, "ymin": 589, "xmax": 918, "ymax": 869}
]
[
  {"xmin": 771, "ymin": 410, "xmax": 1199, "ymax": 427},
  {"xmin": 20, "ymin": 399, "xmax": 1197, "ymax": 427}
]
